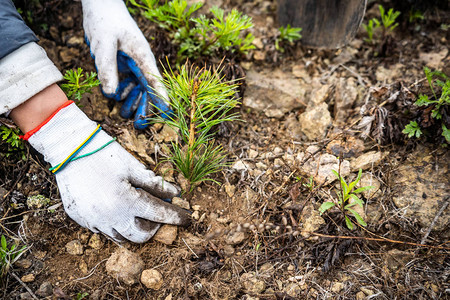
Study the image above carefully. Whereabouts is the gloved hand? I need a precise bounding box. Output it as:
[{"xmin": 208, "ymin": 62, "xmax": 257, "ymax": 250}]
[
  {"xmin": 81, "ymin": 0, "xmax": 170, "ymax": 130},
  {"xmin": 25, "ymin": 101, "xmax": 190, "ymax": 243}
]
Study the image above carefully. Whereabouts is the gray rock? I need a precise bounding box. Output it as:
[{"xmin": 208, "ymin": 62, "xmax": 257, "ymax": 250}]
[
  {"xmin": 298, "ymin": 102, "xmax": 332, "ymax": 140},
  {"xmin": 334, "ymin": 77, "xmax": 363, "ymax": 125},
  {"xmin": 153, "ymin": 225, "xmax": 178, "ymax": 245},
  {"xmin": 243, "ymin": 69, "xmax": 306, "ymax": 118},
  {"xmin": 106, "ymin": 248, "xmax": 144, "ymax": 285},
  {"xmin": 65, "ymin": 240, "xmax": 83, "ymax": 255},
  {"xmin": 240, "ymin": 272, "xmax": 266, "ymax": 294},
  {"xmin": 141, "ymin": 269, "xmax": 163, "ymax": 290},
  {"xmin": 391, "ymin": 147, "xmax": 449, "ymax": 232},
  {"xmin": 36, "ymin": 281, "xmax": 52, "ymax": 297}
]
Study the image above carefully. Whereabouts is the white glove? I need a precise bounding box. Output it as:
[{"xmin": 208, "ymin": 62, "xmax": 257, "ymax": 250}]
[
  {"xmin": 26, "ymin": 102, "xmax": 190, "ymax": 243},
  {"xmin": 81, "ymin": 0, "xmax": 167, "ymax": 100}
]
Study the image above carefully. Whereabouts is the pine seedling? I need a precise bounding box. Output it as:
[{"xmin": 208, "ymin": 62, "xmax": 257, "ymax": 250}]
[
  {"xmin": 61, "ymin": 68, "xmax": 100, "ymax": 102},
  {"xmin": 363, "ymin": 18, "xmax": 380, "ymax": 44},
  {"xmin": 150, "ymin": 62, "xmax": 240, "ymax": 191},
  {"xmin": 319, "ymin": 169, "xmax": 374, "ymax": 230},
  {"xmin": 275, "ymin": 24, "xmax": 302, "ymax": 52}
]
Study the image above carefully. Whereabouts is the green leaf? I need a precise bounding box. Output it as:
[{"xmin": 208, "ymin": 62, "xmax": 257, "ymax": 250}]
[
  {"xmin": 353, "ymin": 186, "xmax": 375, "ymax": 194},
  {"xmin": 345, "ymin": 216, "xmax": 354, "ymax": 230},
  {"xmin": 1, "ymin": 235, "xmax": 6, "ymax": 251},
  {"xmin": 348, "ymin": 169, "xmax": 362, "ymax": 192},
  {"xmin": 319, "ymin": 202, "xmax": 336, "ymax": 215},
  {"xmin": 348, "ymin": 194, "xmax": 364, "ymax": 208},
  {"xmin": 403, "ymin": 121, "xmax": 422, "ymax": 138},
  {"xmin": 442, "ymin": 124, "xmax": 450, "ymax": 143},
  {"xmin": 347, "ymin": 208, "xmax": 367, "ymax": 227}
]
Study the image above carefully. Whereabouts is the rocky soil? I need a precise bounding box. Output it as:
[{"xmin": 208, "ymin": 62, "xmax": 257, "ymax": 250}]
[{"xmin": 1, "ymin": 0, "xmax": 449, "ymax": 299}]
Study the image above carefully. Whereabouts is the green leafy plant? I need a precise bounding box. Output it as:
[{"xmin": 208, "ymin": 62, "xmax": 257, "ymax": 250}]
[
  {"xmin": 403, "ymin": 121, "xmax": 422, "ymax": 138},
  {"xmin": 319, "ymin": 169, "xmax": 374, "ymax": 230},
  {"xmin": 403, "ymin": 67, "xmax": 450, "ymax": 143},
  {"xmin": 0, "ymin": 235, "xmax": 27, "ymax": 279},
  {"xmin": 150, "ymin": 62, "xmax": 240, "ymax": 191},
  {"xmin": 409, "ymin": 9, "xmax": 424, "ymax": 23},
  {"xmin": 61, "ymin": 68, "xmax": 100, "ymax": 102},
  {"xmin": 129, "ymin": 0, "xmax": 255, "ymax": 61},
  {"xmin": 0, "ymin": 125, "xmax": 25, "ymax": 159},
  {"xmin": 275, "ymin": 24, "xmax": 302, "ymax": 52},
  {"xmin": 363, "ymin": 5, "xmax": 400, "ymax": 44},
  {"xmin": 379, "ymin": 5, "xmax": 401, "ymax": 32},
  {"xmin": 75, "ymin": 292, "xmax": 89, "ymax": 300}
]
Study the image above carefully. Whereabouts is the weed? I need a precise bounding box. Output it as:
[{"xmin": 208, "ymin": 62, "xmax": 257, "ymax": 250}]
[
  {"xmin": 0, "ymin": 125, "xmax": 26, "ymax": 159},
  {"xmin": 275, "ymin": 24, "xmax": 302, "ymax": 53},
  {"xmin": 0, "ymin": 235, "xmax": 27, "ymax": 279},
  {"xmin": 129, "ymin": 0, "xmax": 255, "ymax": 61},
  {"xmin": 409, "ymin": 9, "xmax": 425, "ymax": 23},
  {"xmin": 363, "ymin": 5, "xmax": 400, "ymax": 44},
  {"xmin": 75, "ymin": 292, "xmax": 89, "ymax": 300},
  {"xmin": 403, "ymin": 67, "xmax": 450, "ymax": 143},
  {"xmin": 303, "ymin": 176, "xmax": 315, "ymax": 191},
  {"xmin": 150, "ymin": 62, "xmax": 240, "ymax": 191},
  {"xmin": 61, "ymin": 68, "xmax": 100, "ymax": 103},
  {"xmin": 319, "ymin": 169, "xmax": 373, "ymax": 230}
]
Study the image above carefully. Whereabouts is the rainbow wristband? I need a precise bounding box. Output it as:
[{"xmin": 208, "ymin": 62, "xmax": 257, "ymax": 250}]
[{"xmin": 51, "ymin": 125, "xmax": 102, "ymax": 174}]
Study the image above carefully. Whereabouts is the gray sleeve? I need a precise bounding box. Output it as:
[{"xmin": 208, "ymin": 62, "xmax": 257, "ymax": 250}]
[{"xmin": 0, "ymin": 0, "xmax": 39, "ymax": 59}]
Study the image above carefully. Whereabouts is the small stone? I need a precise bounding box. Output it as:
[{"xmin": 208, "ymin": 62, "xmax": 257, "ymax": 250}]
[
  {"xmin": 141, "ymin": 269, "xmax": 163, "ymax": 290},
  {"xmin": 106, "ymin": 248, "xmax": 144, "ymax": 285},
  {"xmin": 223, "ymin": 245, "xmax": 235, "ymax": 256},
  {"xmin": 19, "ymin": 292, "xmax": 32, "ymax": 299},
  {"xmin": 15, "ymin": 259, "xmax": 32, "ymax": 269},
  {"xmin": 232, "ymin": 160, "xmax": 249, "ymax": 171},
  {"xmin": 192, "ymin": 205, "xmax": 201, "ymax": 211},
  {"xmin": 298, "ymin": 102, "xmax": 332, "ymax": 140},
  {"xmin": 350, "ymin": 151, "xmax": 387, "ymax": 171},
  {"xmin": 66, "ymin": 36, "xmax": 84, "ymax": 47},
  {"xmin": 36, "ymin": 281, "xmax": 53, "ymax": 297},
  {"xmin": 301, "ymin": 205, "xmax": 325, "ymax": 238},
  {"xmin": 259, "ymin": 263, "xmax": 274, "ymax": 276},
  {"xmin": 356, "ymin": 291, "xmax": 366, "ymax": 300},
  {"xmin": 284, "ymin": 282, "xmax": 302, "ymax": 297},
  {"xmin": 88, "ymin": 234, "xmax": 104, "ymax": 250},
  {"xmin": 172, "ymin": 197, "xmax": 190, "ymax": 210},
  {"xmin": 287, "ymin": 264, "xmax": 295, "ymax": 272},
  {"xmin": 255, "ymin": 162, "xmax": 267, "ymax": 170},
  {"xmin": 241, "ymin": 272, "xmax": 266, "ymax": 294},
  {"xmin": 192, "ymin": 211, "xmax": 200, "ymax": 220},
  {"xmin": 79, "ymin": 260, "xmax": 88, "ymax": 274},
  {"xmin": 224, "ymin": 183, "xmax": 236, "ymax": 197},
  {"xmin": 80, "ymin": 232, "xmax": 90, "ymax": 244},
  {"xmin": 253, "ymin": 50, "xmax": 266, "ymax": 60},
  {"xmin": 156, "ymin": 124, "xmax": 178, "ymax": 143},
  {"xmin": 248, "ymin": 149, "xmax": 258, "ymax": 159},
  {"xmin": 361, "ymin": 287, "xmax": 374, "ymax": 296},
  {"xmin": 66, "ymin": 240, "xmax": 83, "ymax": 255},
  {"xmin": 153, "ymin": 225, "xmax": 178, "ymax": 245},
  {"xmin": 331, "ymin": 282, "xmax": 344, "ymax": 293},
  {"xmin": 225, "ymin": 231, "xmax": 246, "ymax": 245},
  {"xmin": 59, "ymin": 48, "xmax": 80, "ymax": 63},
  {"xmin": 21, "ymin": 274, "xmax": 35, "ymax": 283}
]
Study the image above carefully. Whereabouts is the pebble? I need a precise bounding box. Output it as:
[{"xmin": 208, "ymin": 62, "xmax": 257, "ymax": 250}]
[
  {"xmin": 224, "ymin": 183, "xmax": 236, "ymax": 197},
  {"xmin": 240, "ymin": 272, "xmax": 266, "ymax": 294},
  {"xmin": 350, "ymin": 151, "xmax": 387, "ymax": 172},
  {"xmin": 15, "ymin": 259, "xmax": 32, "ymax": 269},
  {"xmin": 106, "ymin": 248, "xmax": 144, "ymax": 285},
  {"xmin": 248, "ymin": 149, "xmax": 258, "ymax": 159},
  {"xmin": 298, "ymin": 102, "xmax": 332, "ymax": 140},
  {"xmin": 232, "ymin": 160, "xmax": 249, "ymax": 171},
  {"xmin": 225, "ymin": 231, "xmax": 246, "ymax": 245},
  {"xmin": 356, "ymin": 291, "xmax": 366, "ymax": 300},
  {"xmin": 153, "ymin": 225, "xmax": 178, "ymax": 245},
  {"xmin": 223, "ymin": 245, "xmax": 235, "ymax": 256},
  {"xmin": 331, "ymin": 282, "xmax": 344, "ymax": 293},
  {"xmin": 88, "ymin": 234, "xmax": 104, "ymax": 250},
  {"xmin": 172, "ymin": 197, "xmax": 190, "ymax": 210},
  {"xmin": 361, "ymin": 287, "xmax": 374, "ymax": 296},
  {"xmin": 284, "ymin": 282, "xmax": 302, "ymax": 297},
  {"xmin": 21, "ymin": 274, "xmax": 35, "ymax": 283},
  {"xmin": 192, "ymin": 205, "xmax": 201, "ymax": 211},
  {"xmin": 36, "ymin": 281, "xmax": 53, "ymax": 297},
  {"xmin": 192, "ymin": 211, "xmax": 200, "ymax": 220},
  {"xmin": 65, "ymin": 240, "xmax": 83, "ymax": 255},
  {"xmin": 141, "ymin": 269, "xmax": 163, "ymax": 290}
]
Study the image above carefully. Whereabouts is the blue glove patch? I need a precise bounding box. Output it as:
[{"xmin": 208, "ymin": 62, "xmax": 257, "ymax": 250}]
[{"xmin": 85, "ymin": 37, "xmax": 173, "ymax": 129}]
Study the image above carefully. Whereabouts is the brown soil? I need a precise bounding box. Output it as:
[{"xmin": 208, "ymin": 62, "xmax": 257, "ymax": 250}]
[{"xmin": 1, "ymin": 0, "xmax": 449, "ymax": 299}]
